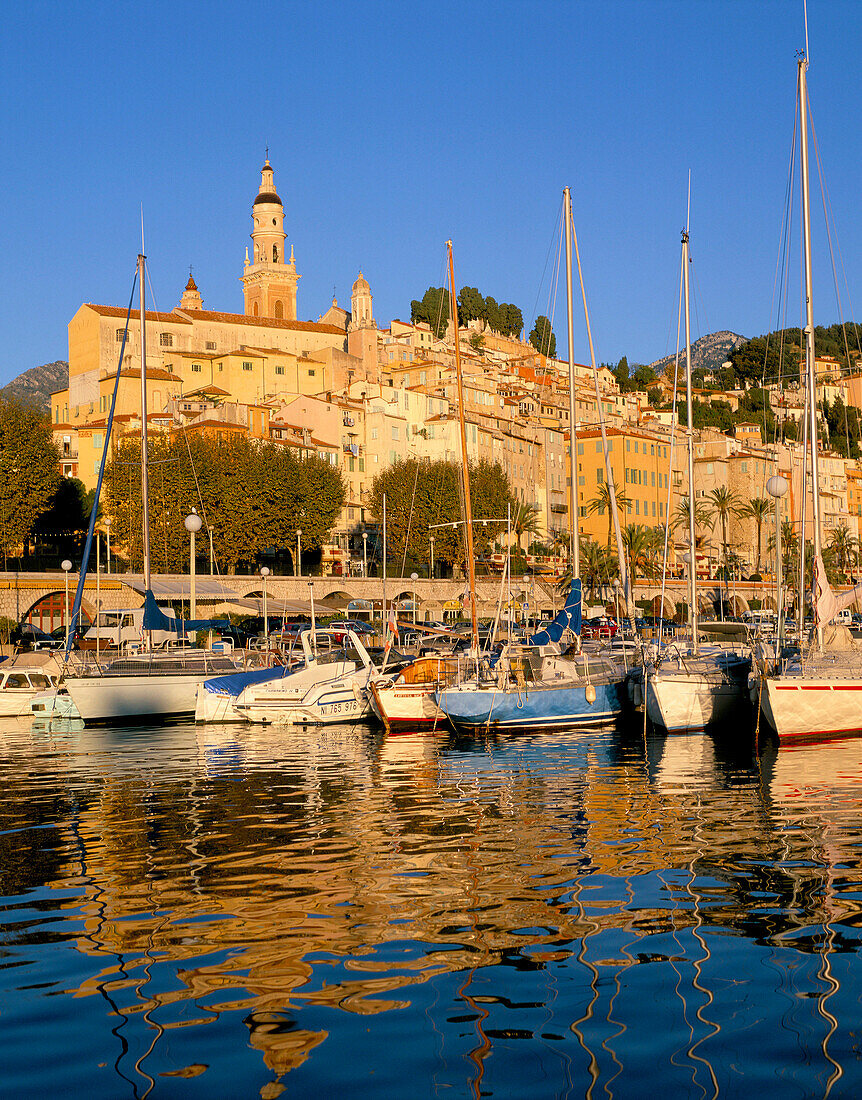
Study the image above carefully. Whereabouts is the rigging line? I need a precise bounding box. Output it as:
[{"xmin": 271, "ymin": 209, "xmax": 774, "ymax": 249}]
[
  {"xmin": 527, "ymin": 193, "xmax": 566, "ymax": 349},
  {"xmin": 398, "ymin": 456, "xmax": 422, "ymax": 579}
]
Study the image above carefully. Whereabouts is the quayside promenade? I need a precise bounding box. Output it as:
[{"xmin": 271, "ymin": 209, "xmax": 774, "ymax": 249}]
[{"xmin": 1, "ymin": 570, "xmax": 793, "ymax": 624}]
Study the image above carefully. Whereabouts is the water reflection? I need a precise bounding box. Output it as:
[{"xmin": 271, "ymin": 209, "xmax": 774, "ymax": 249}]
[{"xmin": 1, "ymin": 718, "xmax": 862, "ymax": 1097}]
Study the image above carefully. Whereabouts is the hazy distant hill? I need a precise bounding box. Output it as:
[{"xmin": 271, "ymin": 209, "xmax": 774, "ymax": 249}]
[
  {"xmin": 0, "ymin": 361, "xmax": 68, "ymax": 413},
  {"xmin": 648, "ymin": 331, "xmax": 747, "ymax": 377}
]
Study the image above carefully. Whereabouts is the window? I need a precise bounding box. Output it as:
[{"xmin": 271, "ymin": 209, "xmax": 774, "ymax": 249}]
[
  {"xmin": 160, "ymin": 332, "xmax": 173, "ymax": 348},
  {"xmin": 349, "ymin": 458, "xmax": 355, "ymax": 472},
  {"xmin": 308, "ymin": 369, "xmax": 315, "ymax": 377},
  {"xmin": 93, "ymin": 432, "xmax": 104, "ymax": 450},
  {"xmin": 359, "ymin": 458, "xmax": 365, "ymax": 472},
  {"xmin": 217, "ymin": 363, "xmax": 223, "ymax": 371},
  {"xmin": 275, "ymin": 366, "xmax": 284, "ymax": 375},
  {"xmin": 577, "ymin": 443, "xmax": 584, "ymax": 456},
  {"xmin": 626, "ymin": 439, "xmax": 630, "ymax": 452},
  {"xmin": 597, "ymin": 468, "xmax": 603, "ymax": 483},
  {"xmin": 243, "ymin": 361, "xmax": 253, "ymax": 371},
  {"xmin": 391, "ymin": 426, "xmax": 399, "ymax": 440},
  {"xmin": 192, "ymin": 364, "xmax": 202, "ymax": 373},
  {"xmin": 371, "ymin": 428, "xmax": 378, "ymax": 440},
  {"xmin": 206, "ymin": 341, "xmax": 216, "ymax": 350},
  {"xmin": 596, "ymin": 440, "xmax": 601, "ymax": 453},
  {"xmin": 116, "ymin": 328, "xmax": 125, "ymax": 341}
]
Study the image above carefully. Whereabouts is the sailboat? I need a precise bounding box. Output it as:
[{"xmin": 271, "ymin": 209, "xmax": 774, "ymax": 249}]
[
  {"xmin": 435, "ymin": 192, "xmax": 629, "ymax": 732},
  {"xmin": 755, "ymin": 50, "xmax": 862, "ymax": 742},
  {"xmin": 635, "ymin": 216, "xmax": 751, "ymax": 734},
  {"xmin": 62, "ymin": 253, "xmax": 239, "ymax": 725}
]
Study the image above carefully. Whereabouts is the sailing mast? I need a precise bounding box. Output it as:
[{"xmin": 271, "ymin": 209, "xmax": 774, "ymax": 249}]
[
  {"xmin": 563, "ymin": 190, "xmax": 580, "ymax": 582},
  {"xmin": 681, "ymin": 224, "xmax": 698, "ymax": 652},
  {"xmin": 799, "ymin": 51, "xmax": 823, "ymax": 649},
  {"xmin": 566, "ymin": 188, "xmax": 635, "ymax": 623},
  {"xmin": 138, "ymin": 253, "xmax": 152, "ymax": 648},
  {"xmin": 446, "ymin": 241, "xmax": 479, "ymax": 650}
]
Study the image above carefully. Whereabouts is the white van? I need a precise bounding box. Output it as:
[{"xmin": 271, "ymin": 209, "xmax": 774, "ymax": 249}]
[{"xmin": 82, "ymin": 607, "xmax": 179, "ymax": 651}]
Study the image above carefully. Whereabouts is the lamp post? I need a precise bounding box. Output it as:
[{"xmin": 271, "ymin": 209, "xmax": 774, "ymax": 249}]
[
  {"xmin": 184, "ymin": 509, "xmax": 202, "ymax": 622},
  {"xmin": 260, "ymin": 566, "xmax": 270, "ymax": 644},
  {"xmin": 522, "ymin": 573, "xmax": 530, "ymax": 631},
  {"xmin": 410, "ymin": 572, "xmax": 419, "ymax": 628},
  {"xmin": 296, "ymin": 529, "xmax": 302, "ymax": 578},
  {"xmin": 104, "ymin": 516, "xmax": 111, "ymax": 574},
  {"xmin": 308, "ymin": 579, "xmax": 316, "ymax": 636},
  {"xmin": 362, "ymin": 531, "xmax": 368, "ymax": 578},
  {"xmin": 61, "ymin": 559, "xmax": 72, "ymax": 648},
  {"xmin": 767, "ymin": 474, "xmax": 789, "ymax": 649},
  {"xmin": 429, "ymin": 536, "xmax": 435, "ymax": 579}
]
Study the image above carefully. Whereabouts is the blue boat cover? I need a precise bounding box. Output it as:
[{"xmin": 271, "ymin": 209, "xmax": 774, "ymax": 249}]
[
  {"xmin": 528, "ymin": 578, "xmax": 581, "ymax": 646},
  {"xmin": 202, "ymin": 665, "xmax": 291, "ymax": 696},
  {"xmin": 142, "ymin": 589, "xmax": 231, "ymax": 636}
]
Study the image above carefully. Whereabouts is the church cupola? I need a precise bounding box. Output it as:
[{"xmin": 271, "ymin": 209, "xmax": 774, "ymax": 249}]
[
  {"xmin": 241, "ymin": 155, "xmax": 299, "ymax": 320},
  {"xmin": 348, "ymin": 271, "xmax": 374, "ymax": 331},
  {"xmin": 180, "ymin": 269, "xmax": 203, "ymax": 311}
]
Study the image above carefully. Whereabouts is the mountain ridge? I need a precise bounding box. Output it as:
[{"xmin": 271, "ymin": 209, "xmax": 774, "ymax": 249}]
[
  {"xmin": 647, "ymin": 330, "xmax": 747, "ymax": 377},
  {"xmin": 1, "ymin": 361, "xmax": 68, "ymax": 413}
]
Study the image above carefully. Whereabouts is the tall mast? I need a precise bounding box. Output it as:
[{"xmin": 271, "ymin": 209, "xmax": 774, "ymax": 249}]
[
  {"xmin": 138, "ymin": 253, "xmax": 151, "ymax": 593},
  {"xmin": 682, "ymin": 226, "xmax": 698, "ymax": 653},
  {"xmin": 563, "ymin": 188, "xmax": 580, "ymax": 580},
  {"xmin": 568, "ymin": 188, "xmax": 634, "ymax": 622},
  {"xmin": 447, "ymin": 241, "xmax": 479, "ymax": 650},
  {"xmin": 799, "ymin": 52, "xmax": 823, "ymax": 645}
]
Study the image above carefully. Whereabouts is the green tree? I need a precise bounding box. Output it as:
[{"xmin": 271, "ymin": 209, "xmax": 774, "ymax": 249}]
[
  {"xmin": 612, "ymin": 356, "xmax": 630, "ymax": 390},
  {"xmin": 631, "ymin": 364, "xmax": 658, "ymax": 389},
  {"xmin": 512, "ymin": 500, "xmax": 542, "ymax": 551},
  {"xmin": 0, "ymin": 399, "xmax": 61, "ymax": 562},
  {"xmin": 578, "ymin": 537, "xmax": 617, "ymax": 600},
  {"xmin": 706, "ymin": 486, "xmax": 743, "ymax": 598},
  {"xmin": 457, "ymin": 286, "xmax": 485, "ymax": 323},
  {"xmin": 367, "ymin": 458, "xmax": 511, "ymax": 573},
  {"xmin": 410, "ymin": 286, "xmax": 449, "ymax": 339},
  {"xmin": 622, "ymin": 523, "xmax": 655, "ymax": 585},
  {"xmin": 498, "ymin": 302, "xmax": 524, "ymax": 338},
  {"xmin": 827, "ymin": 523, "xmax": 858, "ymax": 580},
  {"xmin": 104, "ymin": 434, "xmax": 345, "ymax": 572},
  {"xmin": 529, "ymin": 315, "xmax": 556, "ymax": 358},
  {"xmin": 741, "ymin": 497, "xmax": 772, "ymax": 575}
]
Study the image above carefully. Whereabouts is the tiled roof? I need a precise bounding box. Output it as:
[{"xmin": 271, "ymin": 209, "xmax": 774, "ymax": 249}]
[
  {"xmin": 179, "ymin": 308, "xmax": 345, "ymax": 336},
  {"xmin": 86, "ymin": 304, "xmax": 192, "ymax": 324}
]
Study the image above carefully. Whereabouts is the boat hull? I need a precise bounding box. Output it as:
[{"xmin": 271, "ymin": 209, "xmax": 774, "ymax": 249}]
[
  {"xmin": 368, "ymin": 680, "xmax": 445, "ymax": 732},
  {"xmin": 435, "ymin": 680, "xmax": 623, "ymax": 731},
  {"xmin": 644, "ymin": 666, "xmax": 749, "ymax": 734},
  {"xmin": 759, "ymin": 675, "xmax": 862, "ymax": 741},
  {"xmin": 64, "ymin": 671, "xmax": 210, "ymax": 724}
]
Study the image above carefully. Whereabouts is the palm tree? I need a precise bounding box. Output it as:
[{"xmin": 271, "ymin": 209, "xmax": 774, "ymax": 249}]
[
  {"xmin": 622, "ymin": 523, "xmax": 653, "ymax": 586},
  {"xmin": 577, "ymin": 537, "xmax": 617, "ymax": 601},
  {"xmin": 671, "ymin": 494, "xmax": 710, "ymax": 536},
  {"xmin": 586, "ymin": 483, "xmax": 632, "ymax": 547},
  {"xmin": 828, "ymin": 523, "xmax": 858, "ymax": 580},
  {"xmin": 511, "ymin": 501, "xmax": 542, "ymax": 551},
  {"xmin": 706, "ymin": 486, "xmax": 743, "ymax": 578},
  {"xmin": 741, "ymin": 497, "xmax": 772, "ymax": 575}
]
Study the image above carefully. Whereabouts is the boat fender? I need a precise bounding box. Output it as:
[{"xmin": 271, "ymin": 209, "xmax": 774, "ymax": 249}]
[
  {"xmin": 585, "ymin": 683, "xmax": 597, "ymax": 705},
  {"xmin": 632, "ymin": 681, "xmax": 643, "ymax": 708}
]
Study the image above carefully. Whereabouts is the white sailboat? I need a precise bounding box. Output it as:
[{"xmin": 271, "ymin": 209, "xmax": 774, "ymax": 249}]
[
  {"xmin": 63, "ymin": 253, "xmax": 238, "ymax": 725},
  {"xmin": 638, "ymin": 215, "xmax": 750, "ymax": 733},
  {"xmin": 756, "ymin": 51, "xmax": 862, "ymax": 742}
]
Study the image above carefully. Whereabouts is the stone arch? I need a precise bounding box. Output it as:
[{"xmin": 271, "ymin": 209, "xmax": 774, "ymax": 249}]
[
  {"xmin": 652, "ymin": 594, "xmax": 676, "ymax": 618},
  {"xmin": 760, "ymin": 593, "xmax": 778, "ymax": 611},
  {"xmin": 274, "ymin": 299, "xmax": 284, "ymax": 319},
  {"xmin": 21, "ymin": 592, "xmax": 94, "ymax": 632},
  {"xmin": 726, "ymin": 593, "xmax": 750, "ymax": 617}
]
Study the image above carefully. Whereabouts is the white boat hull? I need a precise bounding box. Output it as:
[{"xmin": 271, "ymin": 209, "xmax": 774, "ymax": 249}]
[
  {"xmin": 64, "ymin": 671, "xmax": 209, "ymax": 724},
  {"xmin": 759, "ymin": 674, "xmax": 862, "ymax": 741},
  {"xmin": 369, "ymin": 681, "xmax": 444, "ymax": 731},
  {"xmin": 237, "ymin": 678, "xmax": 372, "ymax": 724},
  {"xmin": 645, "ymin": 664, "xmax": 749, "ymax": 733}
]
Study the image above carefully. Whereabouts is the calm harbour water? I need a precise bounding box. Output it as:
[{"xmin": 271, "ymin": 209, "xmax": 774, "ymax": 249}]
[{"xmin": 2, "ymin": 716, "xmax": 862, "ymax": 1099}]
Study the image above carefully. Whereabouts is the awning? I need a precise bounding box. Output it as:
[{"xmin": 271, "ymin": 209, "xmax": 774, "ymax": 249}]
[
  {"xmin": 229, "ymin": 597, "xmax": 344, "ymax": 616},
  {"xmin": 121, "ymin": 577, "xmax": 241, "ymax": 599}
]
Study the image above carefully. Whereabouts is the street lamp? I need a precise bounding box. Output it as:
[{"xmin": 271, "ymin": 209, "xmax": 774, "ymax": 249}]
[
  {"xmin": 104, "ymin": 516, "xmax": 111, "ymax": 574},
  {"xmin": 184, "ymin": 509, "xmax": 202, "ymax": 622},
  {"xmin": 260, "ymin": 566, "xmax": 270, "ymax": 644},
  {"xmin": 362, "ymin": 530, "xmax": 368, "ymax": 577},
  {"xmin": 296, "ymin": 529, "xmax": 302, "ymax": 578},
  {"xmin": 766, "ymin": 474, "xmax": 789, "ymax": 647},
  {"xmin": 308, "ymin": 579, "xmax": 316, "ymax": 635},
  {"xmin": 61, "ymin": 559, "xmax": 72, "ymax": 648},
  {"xmin": 410, "ymin": 572, "xmax": 419, "ymax": 628},
  {"xmin": 429, "ymin": 536, "xmax": 435, "ymax": 579}
]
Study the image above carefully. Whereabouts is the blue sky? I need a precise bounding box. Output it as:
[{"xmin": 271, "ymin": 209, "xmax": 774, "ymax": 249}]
[{"xmin": 1, "ymin": 0, "xmax": 859, "ymax": 386}]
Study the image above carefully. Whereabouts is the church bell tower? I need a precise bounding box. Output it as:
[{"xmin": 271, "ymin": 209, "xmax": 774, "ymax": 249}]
[{"xmin": 241, "ymin": 158, "xmax": 300, "ymax": 320}]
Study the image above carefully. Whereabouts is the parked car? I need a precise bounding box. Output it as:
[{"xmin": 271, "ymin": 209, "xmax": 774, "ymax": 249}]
[
  {"xmin": 581, "ymin": 617, "xmax": 618, "ymax": 640},
  {"xmin": 11, "ymin": 623, "xmax": 64, "ymax": 651}
]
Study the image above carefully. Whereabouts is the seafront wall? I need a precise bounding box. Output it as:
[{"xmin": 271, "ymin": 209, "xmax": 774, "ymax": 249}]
[{"xmin": 0, "ymin": 571, "xmax": 806, "ymax": 624}]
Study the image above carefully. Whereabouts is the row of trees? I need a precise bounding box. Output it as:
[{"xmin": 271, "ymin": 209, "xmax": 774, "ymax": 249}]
[
  {"xmin": 103, "ymin": 434, "xmax": 345, "ymax": 573},
  {"xmin": 729, "ymin": 323, "xmax": 862, "ymax": 387},
  {"xmin": 410, "ymin": 285, "xmax": 551, "ymax": 348},
  {"xmin": 0, "ymin": 399, "xmax": 62, "ymax": 563}
]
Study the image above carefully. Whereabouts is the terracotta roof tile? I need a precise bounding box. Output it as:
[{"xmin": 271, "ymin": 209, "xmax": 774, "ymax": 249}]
[
  {"xmin": 87, "ymin": 304, "xmax": 192, "ymax": 324},
  {"xmin": 179, "ymin": 308, "xmax": 345, "ymax": 336}
]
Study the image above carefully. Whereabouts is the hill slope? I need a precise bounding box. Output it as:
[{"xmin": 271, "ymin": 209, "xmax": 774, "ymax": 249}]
[
  {"xmin": 648, "ymin": 331, "xmax": 746, "ymax": 377},
  {"xmin": 0, "ymin": 361, "xmax": 68, "ymax": 413}
]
